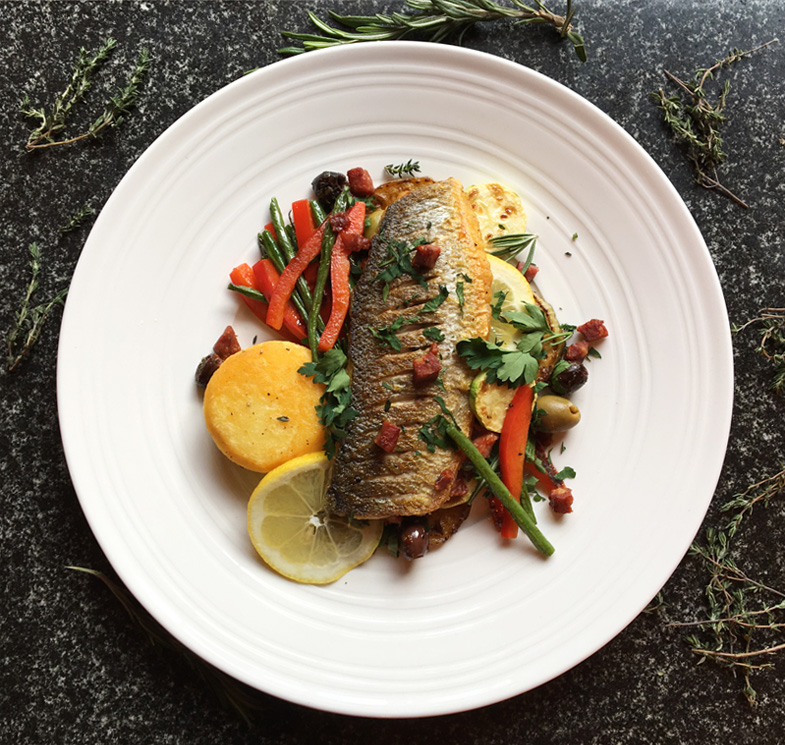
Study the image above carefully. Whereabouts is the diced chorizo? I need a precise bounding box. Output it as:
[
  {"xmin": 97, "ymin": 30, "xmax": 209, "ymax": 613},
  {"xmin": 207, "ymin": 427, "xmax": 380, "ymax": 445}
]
[
  {"xmin": 212, "ymin": 325, "xmax": 241, "ymax": 359},
  {"xmin": 347, "ymin": 167, "xmax": 375, "ymax": 197},
  {"xmin": 412, "ymin": 342, "xmax": 441, "ymax": 386},
  {"xmin": 374, "ymin": 420, "xmax": 401, "ymax": 453},
  {"xmin": 520, "ymin": 262, "xmax": 539, "ymax": 282},
  {"xmin": 449, "ymin": 473, "xmax": 470, "ymax": 498},
  {"xmin": 412, "ymin": 243, "xmax": 441, "ymax": 269},
  {"xmin": 565, "ymin": 340, "xmax": 589, "ymax": 362},
  {"xmin": 434, "ymin": 468, "xmax": 454, "ymax": 491},
  {"xmin": 577, "ymin": 318, "xmax": 608, "ymax": 342},
  {"xmin": 342, "ymin": 233, "xmax": 371, "ymax": 253},
  {"xmin": 328, "ymin": 212, "xmax": 349, "ymax": 232},
  {"xmin": 471, "ymin": 432, "xmax": 499, "ymax": 459},
  {"xmin": 549, "ymin": 487, "xmax": 574, "ymax": 514}
]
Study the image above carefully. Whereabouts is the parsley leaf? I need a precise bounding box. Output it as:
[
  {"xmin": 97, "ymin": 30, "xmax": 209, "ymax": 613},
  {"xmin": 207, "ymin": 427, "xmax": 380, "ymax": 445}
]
[
  {"xmin": 456, "ymin": 337, "xmax": 540, "ymax": 388},
  {"xmin": 299, "ymin": 347, "xmax": 358, "ymax": 458},
  {"xmin": 423, "ymin": 326, "xmax": 445, "ymax": 342},
  {"xmin": 419, "ymin": 284, "xmax": 449, "ymax": 314}
]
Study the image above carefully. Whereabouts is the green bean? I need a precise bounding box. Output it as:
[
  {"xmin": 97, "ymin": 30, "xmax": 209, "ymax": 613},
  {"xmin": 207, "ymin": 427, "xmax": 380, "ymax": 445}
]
[
  {"xmin": 446, "ymin": 423, "xmax": 554, "ymax": 557},
  {"xmin": 269, "ymin": 198, "xmax": 314, "ymax": 314},
  {"xmin": 308, "ymin": 225, "xmax": 336, "ymax": 358}
]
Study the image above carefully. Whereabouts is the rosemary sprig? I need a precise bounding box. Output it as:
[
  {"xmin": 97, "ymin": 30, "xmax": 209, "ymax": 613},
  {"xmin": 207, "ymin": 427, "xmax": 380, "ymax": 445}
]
[
  {"xmin": 670, "ymin": 467, "xmax": 785, "ymax": 705},
  {"xmin": 21, "ymin": 41, "xmax": 151, "ymax": 151},
  {"xmin": 6, "ymin": 244, "xmax": 68, "ymax": 372},
  {"xmin": 67, "ymin": 566, "xmax": 264, "ymax": 724},
  {"xmin": 651, "ymin": 40, "xmax": 777, "ymax": 208},
  {"xmin": 733, "ymin": 308, "xmax": 785, "ymax": 394},
  {"xmin": 280, "ymin": 0, "xmax": 586, "ymax": 61},
  {"xmin": 385, "ymin": 159, "xmax": 421, "ymax": 177}
]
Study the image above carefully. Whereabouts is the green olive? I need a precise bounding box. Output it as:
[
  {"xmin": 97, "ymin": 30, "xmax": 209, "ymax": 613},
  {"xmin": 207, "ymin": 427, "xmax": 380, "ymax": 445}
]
[{"xmin": 536, "ymin": 395, "xmax": 581, "ymax": 432}]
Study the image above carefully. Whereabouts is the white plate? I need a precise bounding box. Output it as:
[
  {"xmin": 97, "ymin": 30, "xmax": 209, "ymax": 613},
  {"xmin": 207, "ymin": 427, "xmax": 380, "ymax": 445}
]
[{"xmin": 58, "ymin": 43, "xmax": 733, "ymax": 717}]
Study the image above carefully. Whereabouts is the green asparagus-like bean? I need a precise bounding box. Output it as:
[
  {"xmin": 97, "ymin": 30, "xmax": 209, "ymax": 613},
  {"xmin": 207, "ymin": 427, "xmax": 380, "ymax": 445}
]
[
  {"xmin": 308, "ymin": 225, "xmax": 336, "ymax": 357},
  {"xmin": 445, "ymin": 423, "xmax": 554, "ymax": 557},
  {"xmin": 227, "ymin": 283, "xmax": 268, "ymax": 304},
  {"xmin": 269, "ymin": 198, "xmax": 314, "ymax": 314}
]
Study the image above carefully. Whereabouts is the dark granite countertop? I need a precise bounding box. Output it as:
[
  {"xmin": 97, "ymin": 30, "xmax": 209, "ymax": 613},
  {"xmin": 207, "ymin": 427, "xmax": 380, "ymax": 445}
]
[{"xmin": 3, "ymin": 1, "xmax": 785, "ymax": 742}]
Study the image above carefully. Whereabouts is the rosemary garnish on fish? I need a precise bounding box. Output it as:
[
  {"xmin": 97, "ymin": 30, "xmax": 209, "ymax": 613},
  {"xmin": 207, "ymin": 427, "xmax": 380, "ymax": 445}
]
[{"xmin": 279, "ymin": 0, "xmax": 586, "ymax": 61}]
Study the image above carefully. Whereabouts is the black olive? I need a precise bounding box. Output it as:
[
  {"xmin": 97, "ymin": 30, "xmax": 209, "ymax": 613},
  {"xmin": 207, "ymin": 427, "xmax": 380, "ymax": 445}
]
[
  {"xmin": 195, "ymin": 353, "xmax": 222, "ymax": 388},
  {"xmin": 551, "ymin": 361, "xmax": 589, "ymax": 395},
  {"xmin": 311, "ymin": 171, "xmax": 347, "ymax": 211},
  {"xmin": 399, "ymin": 518, "xmax": 430, "ymax": 560}
]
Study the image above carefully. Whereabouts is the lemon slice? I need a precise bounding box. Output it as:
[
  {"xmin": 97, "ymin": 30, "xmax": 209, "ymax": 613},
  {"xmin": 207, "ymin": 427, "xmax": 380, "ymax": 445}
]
[
  {"xmin": 247, "ymin": 452, "xmax": 383, "ymax": 584},
  {"xmin": 487, "ymin": 253, "xmax": 536, "ymax": 349}
]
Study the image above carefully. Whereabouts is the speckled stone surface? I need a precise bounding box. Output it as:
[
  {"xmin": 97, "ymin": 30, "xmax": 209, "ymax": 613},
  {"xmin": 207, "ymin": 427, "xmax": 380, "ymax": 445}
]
[{"xmin": 2, "ymin": 1, "xmax": 785, "ymax": 742}]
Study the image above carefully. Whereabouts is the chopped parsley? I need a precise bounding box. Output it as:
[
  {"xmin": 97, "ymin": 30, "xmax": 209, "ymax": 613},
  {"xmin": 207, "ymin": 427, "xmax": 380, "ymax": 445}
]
[
  {"xmin": 373, "ymin": 237, "xmax": 428, "ymax": 300},
  {"xmin": 423, "ymin": 326, "xmax": 445, "ymax": 342}
]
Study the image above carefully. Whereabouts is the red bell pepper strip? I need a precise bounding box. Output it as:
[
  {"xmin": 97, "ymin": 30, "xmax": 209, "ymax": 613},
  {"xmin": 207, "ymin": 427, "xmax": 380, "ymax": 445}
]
[
  {"xmin": 317, "ymin": 202, "xmax": 366, "ymax": 352},
  {"xmin": 291, "ymin": 199, "xmax": 317, "ymax": 247},
  {"xmin": 265, "ymin": 223, "xmax": 326, "ymax": 330},
  {"xmin": 497, "ymin": 384, "xmax": 534, "ymax": 539},
  {"xmin": 252, "ymin": 260, "xmax": 308, "ymax": 342},
  {"xmin": 317, "ymin": 235, "xmax": 351, "ymax": 352},
  {"xmin": 230, "ymin": 263, "xmax": 269, "ymax": 324}
]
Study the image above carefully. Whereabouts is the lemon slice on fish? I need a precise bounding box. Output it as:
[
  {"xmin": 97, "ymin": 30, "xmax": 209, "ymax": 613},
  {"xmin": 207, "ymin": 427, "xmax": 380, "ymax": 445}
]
[
  {"xmin": 247, "ymin": 452, "xmax": 383, "ymax": 584},
  {"xmin": 487, "ymin": 253, "xmax": 536, "ymax": 349}
]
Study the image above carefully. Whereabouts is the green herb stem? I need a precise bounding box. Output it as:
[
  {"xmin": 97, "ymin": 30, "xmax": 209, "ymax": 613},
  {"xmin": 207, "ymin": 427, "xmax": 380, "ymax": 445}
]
[{"xmin": 445, "ymin": 423, "xmax": 554, "ymax": 556}]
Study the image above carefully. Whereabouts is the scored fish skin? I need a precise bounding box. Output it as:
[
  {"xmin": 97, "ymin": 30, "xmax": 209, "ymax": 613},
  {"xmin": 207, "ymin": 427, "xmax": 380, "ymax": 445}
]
[{"xmin": 327, "ymin": 178, "xmax": 492, "ymax": 519}]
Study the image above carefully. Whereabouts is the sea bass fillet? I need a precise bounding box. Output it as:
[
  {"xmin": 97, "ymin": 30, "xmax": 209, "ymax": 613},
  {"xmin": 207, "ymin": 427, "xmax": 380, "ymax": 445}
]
[{"xmin": 327, "ymin": 178, "xmax": 492, "ymax": 519}]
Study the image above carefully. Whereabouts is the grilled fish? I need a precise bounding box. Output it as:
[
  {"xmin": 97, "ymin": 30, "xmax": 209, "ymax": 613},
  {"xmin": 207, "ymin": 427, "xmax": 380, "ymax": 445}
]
[{"xmin": 327, "ymin": 178, "xmax": 492, "ymax": 519}]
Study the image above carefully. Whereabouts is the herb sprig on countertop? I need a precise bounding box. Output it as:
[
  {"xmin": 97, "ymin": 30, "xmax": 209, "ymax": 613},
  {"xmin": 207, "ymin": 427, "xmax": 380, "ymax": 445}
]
[
  {"xmin": 733, "ymin": 307, "xmax": 785, "ymax": 394},
  {"xmin": 6, "ymin": 244, "xmax": 68, "ymax": 372},
  {"xmin": 651, "ymin": 40, "xmax": 777, "ymax": 208},
  {"xmin": 21, "ymin": 38, "xmax": 151, "ymax": 151},
  {"xmin": 667, "ymin": 468, "xmax": 785, "ymax": 706},
  {"xmin": 279, "ymin": 0, "xmax": 586, "ymax": 61}
]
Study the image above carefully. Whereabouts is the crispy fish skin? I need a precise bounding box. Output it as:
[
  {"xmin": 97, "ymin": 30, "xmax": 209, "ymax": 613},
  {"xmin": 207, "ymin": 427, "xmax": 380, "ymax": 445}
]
[{"xmin": 327, "ymin": 178, "xmax": 492, "ymax": 518}]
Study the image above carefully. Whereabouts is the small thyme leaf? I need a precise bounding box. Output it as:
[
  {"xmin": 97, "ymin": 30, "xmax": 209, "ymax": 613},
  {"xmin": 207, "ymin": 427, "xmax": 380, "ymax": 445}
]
[
  {"xmin": 279, "ymin": 0, "xmax": 587, "ymax": 61},
  {"xmin": 6, "ymin": 244, "xmax": 68, "ymax": 372}
]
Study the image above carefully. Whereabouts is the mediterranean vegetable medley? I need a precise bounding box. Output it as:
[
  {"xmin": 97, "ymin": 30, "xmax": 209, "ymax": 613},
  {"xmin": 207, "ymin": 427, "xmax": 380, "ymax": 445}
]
[{"xmin": 195, "ymin": 164, "xmax": 608, "ymax": 584}]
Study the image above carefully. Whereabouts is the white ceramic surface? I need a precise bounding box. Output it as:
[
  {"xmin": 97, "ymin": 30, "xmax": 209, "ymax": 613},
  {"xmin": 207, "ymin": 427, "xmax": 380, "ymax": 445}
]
[{"xmin": 57, "ymin": 42, "xmax": 733, "ymax": 718}]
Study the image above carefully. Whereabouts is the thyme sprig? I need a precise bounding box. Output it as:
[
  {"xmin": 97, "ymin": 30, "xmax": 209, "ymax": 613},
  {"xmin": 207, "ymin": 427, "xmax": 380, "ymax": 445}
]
[
  {"xmin": 651, "ymin": 40, "xmax": 777, "ymax": 208},
  {"xmin": 6, "ymin": 244, "xmax": 68, "ymax": 372},
  {"xmin": 67, "ymin": 567, "xmax": 264, "ymax": 724},
  {"xmin": 280, "ymin": 0, "xmax": 586, "ymax": 61},
  {"xmin": 733, "ymin": 308, "xmax": 785, "ymax": 394},
  {"xmin": 21, "ymin": 40, "xmax": 151, "ymax": 151},
  {"xmin": 59, "ymin": 202, "xmax": 96, "ymax": 234},
  {"xmin": 671, "ymin": 467, "xmax": 785, "ymax": 705}
]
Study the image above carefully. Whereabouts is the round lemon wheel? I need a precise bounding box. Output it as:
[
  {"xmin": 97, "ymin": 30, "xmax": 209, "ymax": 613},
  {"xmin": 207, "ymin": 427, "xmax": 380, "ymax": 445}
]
[
  {"xmin": 247, "ymin": 452, "xmax": 383, "ymax": 584},
  {"xmin": 487, "ymin": 253, "xmax": 536, "ymax": 349}
]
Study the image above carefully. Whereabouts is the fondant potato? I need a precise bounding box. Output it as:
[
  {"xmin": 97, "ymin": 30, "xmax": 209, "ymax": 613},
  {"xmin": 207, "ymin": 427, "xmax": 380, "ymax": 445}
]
[{"xmin": 203, "ymin": 341, "xmax": 325, "ymax": 473}]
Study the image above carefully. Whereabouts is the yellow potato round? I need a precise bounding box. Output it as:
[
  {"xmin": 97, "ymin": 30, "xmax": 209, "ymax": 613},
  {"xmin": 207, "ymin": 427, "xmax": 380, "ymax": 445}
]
[{"xmin": 203, "ymin": 341, "xmax": 325, "ymax": 473}]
